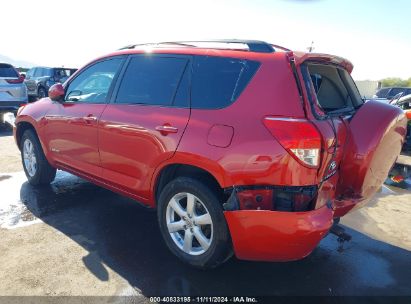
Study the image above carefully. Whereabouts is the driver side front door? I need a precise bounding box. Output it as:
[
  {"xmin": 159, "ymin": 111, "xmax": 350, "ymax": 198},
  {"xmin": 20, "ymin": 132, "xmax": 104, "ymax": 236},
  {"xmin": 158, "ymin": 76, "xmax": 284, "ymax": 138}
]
[{"xmin": 43, "ymin": 57, "xmax": 125, "ymax": 177}]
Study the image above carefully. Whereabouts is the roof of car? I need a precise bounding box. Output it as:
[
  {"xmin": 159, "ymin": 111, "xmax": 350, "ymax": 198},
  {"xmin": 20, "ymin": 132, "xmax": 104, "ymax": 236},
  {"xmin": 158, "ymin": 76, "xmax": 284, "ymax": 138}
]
[
  {"xmin": 30, "ymin": 66, "xmax": 77, "ymax": 70},
  {"xmin": 81, "ymin": 40, "xmax": 355, "ymax": 73},
  {"xmin": 378, "ymin": 87, "xmax": 411, "ymax": 90}
]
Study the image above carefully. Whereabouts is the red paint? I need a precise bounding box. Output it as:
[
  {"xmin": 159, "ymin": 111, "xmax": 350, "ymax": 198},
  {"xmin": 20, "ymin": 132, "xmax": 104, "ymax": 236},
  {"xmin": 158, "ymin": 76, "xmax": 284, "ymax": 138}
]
[
  {"xmin": 336, "ymin": 101, "xmax": 407, "ymax": 202},
  {"xmin": 13, "ymin": 44, "xmax": 406, "ymax": 262},
  {"xmin": 48, "ymin": 84, "xmax": 65, "ymax": 101},
  {"xmin": 224, "ymin": 205, "xmax": 333, "ymax": 261},
  {"xmin": 207, "ymin": 124, "xmax": 234, "ymax": 148},
  {"xmin": 98, "ymin": 104, "xmax": 190, "ymax": 200}
]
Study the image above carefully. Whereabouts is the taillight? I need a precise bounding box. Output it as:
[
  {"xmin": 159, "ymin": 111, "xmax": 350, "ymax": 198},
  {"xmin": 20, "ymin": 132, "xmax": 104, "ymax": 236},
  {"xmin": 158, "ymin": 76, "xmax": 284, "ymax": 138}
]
[
  {"xmin": 6, "ymin": 75, "xmax": 24, "ymax": 84},
  {"xmin": 263, "ymin": 117, "xmax": 322, "ymax": 168}
]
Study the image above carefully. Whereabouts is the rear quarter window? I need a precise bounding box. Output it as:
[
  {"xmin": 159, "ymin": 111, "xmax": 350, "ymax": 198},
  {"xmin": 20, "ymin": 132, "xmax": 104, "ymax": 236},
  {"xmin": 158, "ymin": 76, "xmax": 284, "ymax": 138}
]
[
  {"xmin": 0, "ymin": 63, "xmax": 19, "ymax": 78},
  {"xmin": 191, "ymin": 56, "xmax": 260, "ymax": 109}
]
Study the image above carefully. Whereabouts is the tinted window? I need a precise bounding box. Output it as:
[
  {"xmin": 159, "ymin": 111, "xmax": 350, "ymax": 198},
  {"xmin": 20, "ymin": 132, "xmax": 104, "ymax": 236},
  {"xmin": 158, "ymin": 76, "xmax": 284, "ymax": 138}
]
[
  {"xmin": 65, "ymin": 57, "xmax": 123, "ymax": 103},
  {"xmin": 43, "ymin": 68, "xmax": 53, "ymax": 77},
  {"xmin": 191, "ymin": 56, "xmax": 260, "ymax": 109},
  {"xmin": 388, "ymin": 88, "xmax": 405, "ymax": 98},
  {"xmin": 376, "ymin": 88, "xmax": 389, "ymax": 98},
  {"xmin": 0, "ymin": 63, "xmax": 18, "ymax": 78},
  {"xmin": 115, "ymin": 56, "xmax": 189, "ymax": 106}
]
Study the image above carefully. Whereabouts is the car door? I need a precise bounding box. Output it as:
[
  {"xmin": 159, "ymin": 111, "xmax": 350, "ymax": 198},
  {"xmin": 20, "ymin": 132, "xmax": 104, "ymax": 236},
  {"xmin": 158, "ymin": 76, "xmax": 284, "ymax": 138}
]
[
  {"xmin": 98, "ymin": 54, "xmax": 191, "ymax": 200},
  {"xmin": 43, "ymin": 57, "xmax": 125, "ymax": 177}
]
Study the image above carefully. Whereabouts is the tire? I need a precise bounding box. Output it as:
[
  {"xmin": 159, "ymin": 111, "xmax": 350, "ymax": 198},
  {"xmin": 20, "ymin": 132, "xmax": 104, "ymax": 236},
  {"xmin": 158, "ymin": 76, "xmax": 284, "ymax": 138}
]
[
  {"xmin": 38, "ymin": 87, "xmax": 47, "ymax": 99},
  {"xmin": 21, "ymin": 129, "xmax": 56, "ymax": 186},
  {"xmin": 157, "ymin": 177, "xmax": 233, "ymax": 269}
]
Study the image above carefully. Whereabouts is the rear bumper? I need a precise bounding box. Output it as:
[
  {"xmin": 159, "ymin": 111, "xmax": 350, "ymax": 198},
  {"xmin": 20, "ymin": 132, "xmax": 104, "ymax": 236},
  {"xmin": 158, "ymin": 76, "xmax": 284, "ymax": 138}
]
[{"xmin": 224, "ymin": 204, "xmax": 333, "ymax": 262}]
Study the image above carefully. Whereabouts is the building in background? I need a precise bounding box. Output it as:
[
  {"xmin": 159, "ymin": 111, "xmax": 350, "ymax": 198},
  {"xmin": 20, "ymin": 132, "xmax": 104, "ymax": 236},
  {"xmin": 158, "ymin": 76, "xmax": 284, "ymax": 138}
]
[{"xmin": 355, "ymin": 80, "xmax": 381, "ymax": 99}]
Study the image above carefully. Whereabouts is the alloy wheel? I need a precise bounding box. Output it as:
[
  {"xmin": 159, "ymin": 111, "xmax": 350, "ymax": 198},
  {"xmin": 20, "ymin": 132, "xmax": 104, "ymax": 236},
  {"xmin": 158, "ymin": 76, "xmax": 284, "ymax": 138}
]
[
  {"xmin": 23, "ymin": 138, "xmax": 37, "ymax": 177},
  {"xmin": 166, "ymin": 192, "xmax": 213, "ymax": 255}
]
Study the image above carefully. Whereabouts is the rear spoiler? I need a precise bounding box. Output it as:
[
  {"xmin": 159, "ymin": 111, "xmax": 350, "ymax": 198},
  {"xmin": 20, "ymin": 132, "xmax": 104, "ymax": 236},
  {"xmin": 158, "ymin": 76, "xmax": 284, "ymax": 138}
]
[{"xmin": 290, "ymin": 51, "xmax": 354, "ymax": 74}]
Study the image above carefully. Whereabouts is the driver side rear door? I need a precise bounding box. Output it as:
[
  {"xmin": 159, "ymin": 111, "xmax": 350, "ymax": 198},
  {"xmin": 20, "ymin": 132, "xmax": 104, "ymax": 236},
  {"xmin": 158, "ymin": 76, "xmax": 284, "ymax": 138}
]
[{"xmin": 43, "ymin": 56, "xmax": 125, "ymax": 177}]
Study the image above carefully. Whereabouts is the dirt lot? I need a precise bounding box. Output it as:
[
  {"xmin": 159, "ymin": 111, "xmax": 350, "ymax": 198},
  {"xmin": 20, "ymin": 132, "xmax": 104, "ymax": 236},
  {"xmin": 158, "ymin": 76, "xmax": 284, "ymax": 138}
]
[
  {"xmin": 0, "ymin": 127, "xmax": 410, "ymax": 300},
  {"xmin": 0, "ymin": 127, "xmax": 22, "ymax": 173}
]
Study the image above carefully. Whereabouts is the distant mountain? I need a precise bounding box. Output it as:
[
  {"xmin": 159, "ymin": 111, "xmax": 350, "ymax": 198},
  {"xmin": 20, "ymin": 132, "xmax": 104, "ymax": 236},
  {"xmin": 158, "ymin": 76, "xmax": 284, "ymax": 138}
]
[{"xmin": 0, "ymin": 54, "xmax": 36, "ymax": 69}]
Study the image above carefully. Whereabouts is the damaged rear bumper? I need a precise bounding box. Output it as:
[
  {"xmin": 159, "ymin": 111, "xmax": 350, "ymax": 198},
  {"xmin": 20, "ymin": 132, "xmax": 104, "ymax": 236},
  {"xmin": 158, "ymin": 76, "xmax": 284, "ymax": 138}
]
[{"xmin": 224, "ymin": 204, "xmax": 333, "ymax": 261}]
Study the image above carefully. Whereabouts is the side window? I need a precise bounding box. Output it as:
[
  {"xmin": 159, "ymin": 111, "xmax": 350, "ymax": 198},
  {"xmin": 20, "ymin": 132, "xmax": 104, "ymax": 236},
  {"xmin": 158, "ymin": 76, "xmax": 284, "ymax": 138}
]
[
  {"xmin": 34, "ymin": 68, "xmax": 43, "ymax": 77},
  {"xmin": 26, "ymin": 68, "xmax": 35, "ymax": 78},
  {"xmin": 65, "ymin": 57, "xmax": 123, "ymax": 103},
  {"xmin": 388, "ymin": 88, "xmax": 402, "ymax": 98},
  {"xmin": 115, "ymin": 56, "xmax": 189, "ymax": 106},
  {"xmin": 191, "ymin": 56, "xmax": 260, "ymax": 109},
  {"xmin": 44, "ymin": 68, "xmax": 53, "ymax": 77}
]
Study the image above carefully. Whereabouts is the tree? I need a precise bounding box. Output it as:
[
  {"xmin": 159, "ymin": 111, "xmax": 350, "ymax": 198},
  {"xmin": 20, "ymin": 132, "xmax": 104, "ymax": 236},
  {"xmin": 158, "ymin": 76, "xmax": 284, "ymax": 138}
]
[{"xmin": 381, "ymin": 77, "xmax": 411, "ymax": 87}]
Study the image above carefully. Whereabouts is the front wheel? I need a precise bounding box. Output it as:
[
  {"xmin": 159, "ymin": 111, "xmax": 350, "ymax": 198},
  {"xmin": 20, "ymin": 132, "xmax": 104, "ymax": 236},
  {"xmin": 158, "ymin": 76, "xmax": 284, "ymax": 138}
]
[
  {"xmin": 37, "ymin": 87, "xmax": 47, "ymax": 99},
  {"xmin": 157, "ymin": 177, "xmax": 232, "ymax": 269},
  {"xmin": 21, "ymin": 130, "xmax": 56, "ymax": 185}
]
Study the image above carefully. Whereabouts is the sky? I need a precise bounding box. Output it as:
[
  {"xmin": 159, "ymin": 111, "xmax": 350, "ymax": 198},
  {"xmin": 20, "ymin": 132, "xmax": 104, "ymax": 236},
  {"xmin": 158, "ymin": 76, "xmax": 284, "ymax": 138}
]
[{"xmin": 2, "ymin": 0, "xmax": 411, "ymax": 80}]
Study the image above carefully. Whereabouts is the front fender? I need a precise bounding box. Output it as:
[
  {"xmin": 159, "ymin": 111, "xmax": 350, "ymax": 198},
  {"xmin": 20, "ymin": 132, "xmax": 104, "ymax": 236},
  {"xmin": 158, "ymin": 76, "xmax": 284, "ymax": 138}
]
[{"xmin": 15, "ymin": 99, "xmax": 54, "ymax": 164}]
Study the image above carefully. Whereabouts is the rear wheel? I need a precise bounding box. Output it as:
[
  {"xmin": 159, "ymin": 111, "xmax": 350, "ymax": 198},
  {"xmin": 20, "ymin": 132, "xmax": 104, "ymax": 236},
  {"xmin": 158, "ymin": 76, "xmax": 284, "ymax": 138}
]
[
  {"xmin": 21, "ymin": 130, "xmax": 56, "ymax": 185},
  {"xmin": 157, "ymin": 177, "xmax": 232, "ymax": 268}
]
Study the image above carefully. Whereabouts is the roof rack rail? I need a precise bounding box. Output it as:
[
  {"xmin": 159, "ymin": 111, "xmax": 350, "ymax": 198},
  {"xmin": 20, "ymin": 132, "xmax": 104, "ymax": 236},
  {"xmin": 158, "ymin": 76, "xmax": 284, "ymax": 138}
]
[{"xmin": 118, "ymin": 39, "xmax": 276, "ymax": 53}]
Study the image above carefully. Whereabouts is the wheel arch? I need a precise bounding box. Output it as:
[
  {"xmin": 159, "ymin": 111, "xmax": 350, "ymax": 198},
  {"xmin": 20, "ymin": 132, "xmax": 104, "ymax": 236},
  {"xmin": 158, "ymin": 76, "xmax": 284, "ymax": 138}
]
[
  {"xmin": 15, "ymin": 121, "xmax": 37, "ymax": 150},
  {"xmin": 153, "ymin": 163, "xmax": 227, "ymax": 208}
]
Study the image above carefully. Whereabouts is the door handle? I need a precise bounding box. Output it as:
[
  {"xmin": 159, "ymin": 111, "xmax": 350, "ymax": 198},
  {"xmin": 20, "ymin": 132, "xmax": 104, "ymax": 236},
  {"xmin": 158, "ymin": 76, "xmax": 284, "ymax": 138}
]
[
  {"xmin": 155, "ymin": 124, "xmax": 178, "ymax": 135},
  {"xmin": 83, "ymin": 115, "xmax": 97, "ymax": 122}
]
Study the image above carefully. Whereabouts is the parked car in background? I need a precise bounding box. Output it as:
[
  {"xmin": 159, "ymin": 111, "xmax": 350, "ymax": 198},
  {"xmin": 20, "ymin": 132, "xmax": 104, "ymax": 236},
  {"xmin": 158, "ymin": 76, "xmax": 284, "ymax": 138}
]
[
  {"xmin": 25, "ymin": 67, "xmax": 77, "ymax": 100},
  {"xmin": 0, "ymin": 63, "xmax": 28, "ymax": 126},
  {"xmin": 390, "ymin": 94, "xmax": 411, "ymax": 151},
  {"xmin": 372, "ymin": 87, "xmax": 411, "ymax": 103},
  {"xmin": 13, "ymin": 40, "xmax": 407, "ymax": 268}
]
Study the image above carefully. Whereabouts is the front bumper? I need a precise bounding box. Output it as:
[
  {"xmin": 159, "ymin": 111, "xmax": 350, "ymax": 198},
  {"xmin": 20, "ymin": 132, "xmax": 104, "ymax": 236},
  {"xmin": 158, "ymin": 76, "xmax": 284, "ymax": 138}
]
[{"xmin": 224, "ymin": 204, "xmax": 333, "ymax": 261}]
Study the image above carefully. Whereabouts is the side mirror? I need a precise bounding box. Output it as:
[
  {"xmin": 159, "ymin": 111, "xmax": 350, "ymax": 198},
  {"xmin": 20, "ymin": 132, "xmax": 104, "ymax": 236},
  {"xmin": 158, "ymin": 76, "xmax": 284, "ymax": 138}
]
[{"xmin": 48, "ymin": 83, "xmax": 65, "ymax": 102}]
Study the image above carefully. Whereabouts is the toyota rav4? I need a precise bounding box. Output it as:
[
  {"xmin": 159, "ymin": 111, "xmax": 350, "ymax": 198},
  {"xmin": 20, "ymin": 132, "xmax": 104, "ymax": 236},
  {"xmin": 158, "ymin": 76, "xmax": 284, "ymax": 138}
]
[{"xmin": 14, "ymin": 40, "xmax": 407, "ymax": 268}]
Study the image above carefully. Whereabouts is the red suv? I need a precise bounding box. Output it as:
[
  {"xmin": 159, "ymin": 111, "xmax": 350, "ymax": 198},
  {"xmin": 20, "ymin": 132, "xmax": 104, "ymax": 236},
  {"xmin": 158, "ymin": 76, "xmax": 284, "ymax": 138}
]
[{"xmin": 14, "ymin": 40, "xmax": 407, "ymax": 268}]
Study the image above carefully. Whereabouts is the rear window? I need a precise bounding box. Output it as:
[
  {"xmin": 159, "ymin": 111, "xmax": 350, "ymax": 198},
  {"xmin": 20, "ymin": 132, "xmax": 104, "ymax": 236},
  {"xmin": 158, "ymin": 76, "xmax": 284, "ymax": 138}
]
[
  {"xmin": 0, "ymin": 63, "xmax": 19, "ymax": 78},
  {"xmin": 301, "ymin": 63, "xmax": 363, "ymax": 116},
  {"xmin": 191, "ymin": 56, "xmax": 260, "ymax": 109},
  {"xmin": 115, "ymin": 56, "xmax": 189, "ymax": 106}
]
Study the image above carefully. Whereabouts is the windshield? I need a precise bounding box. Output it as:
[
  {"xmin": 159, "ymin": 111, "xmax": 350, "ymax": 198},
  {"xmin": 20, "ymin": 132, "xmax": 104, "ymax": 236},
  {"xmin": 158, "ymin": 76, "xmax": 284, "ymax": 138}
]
[
  {"xmin": 301, "ymin": 63, "xmax": 364, "ymax": 117},
  {"xmin": 0, "ymin": 63, "xmax": 19, "ymax": 78},
  {"xmin": 376, "ymin": 88, "xmax": 390, "ymax": 98}
]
